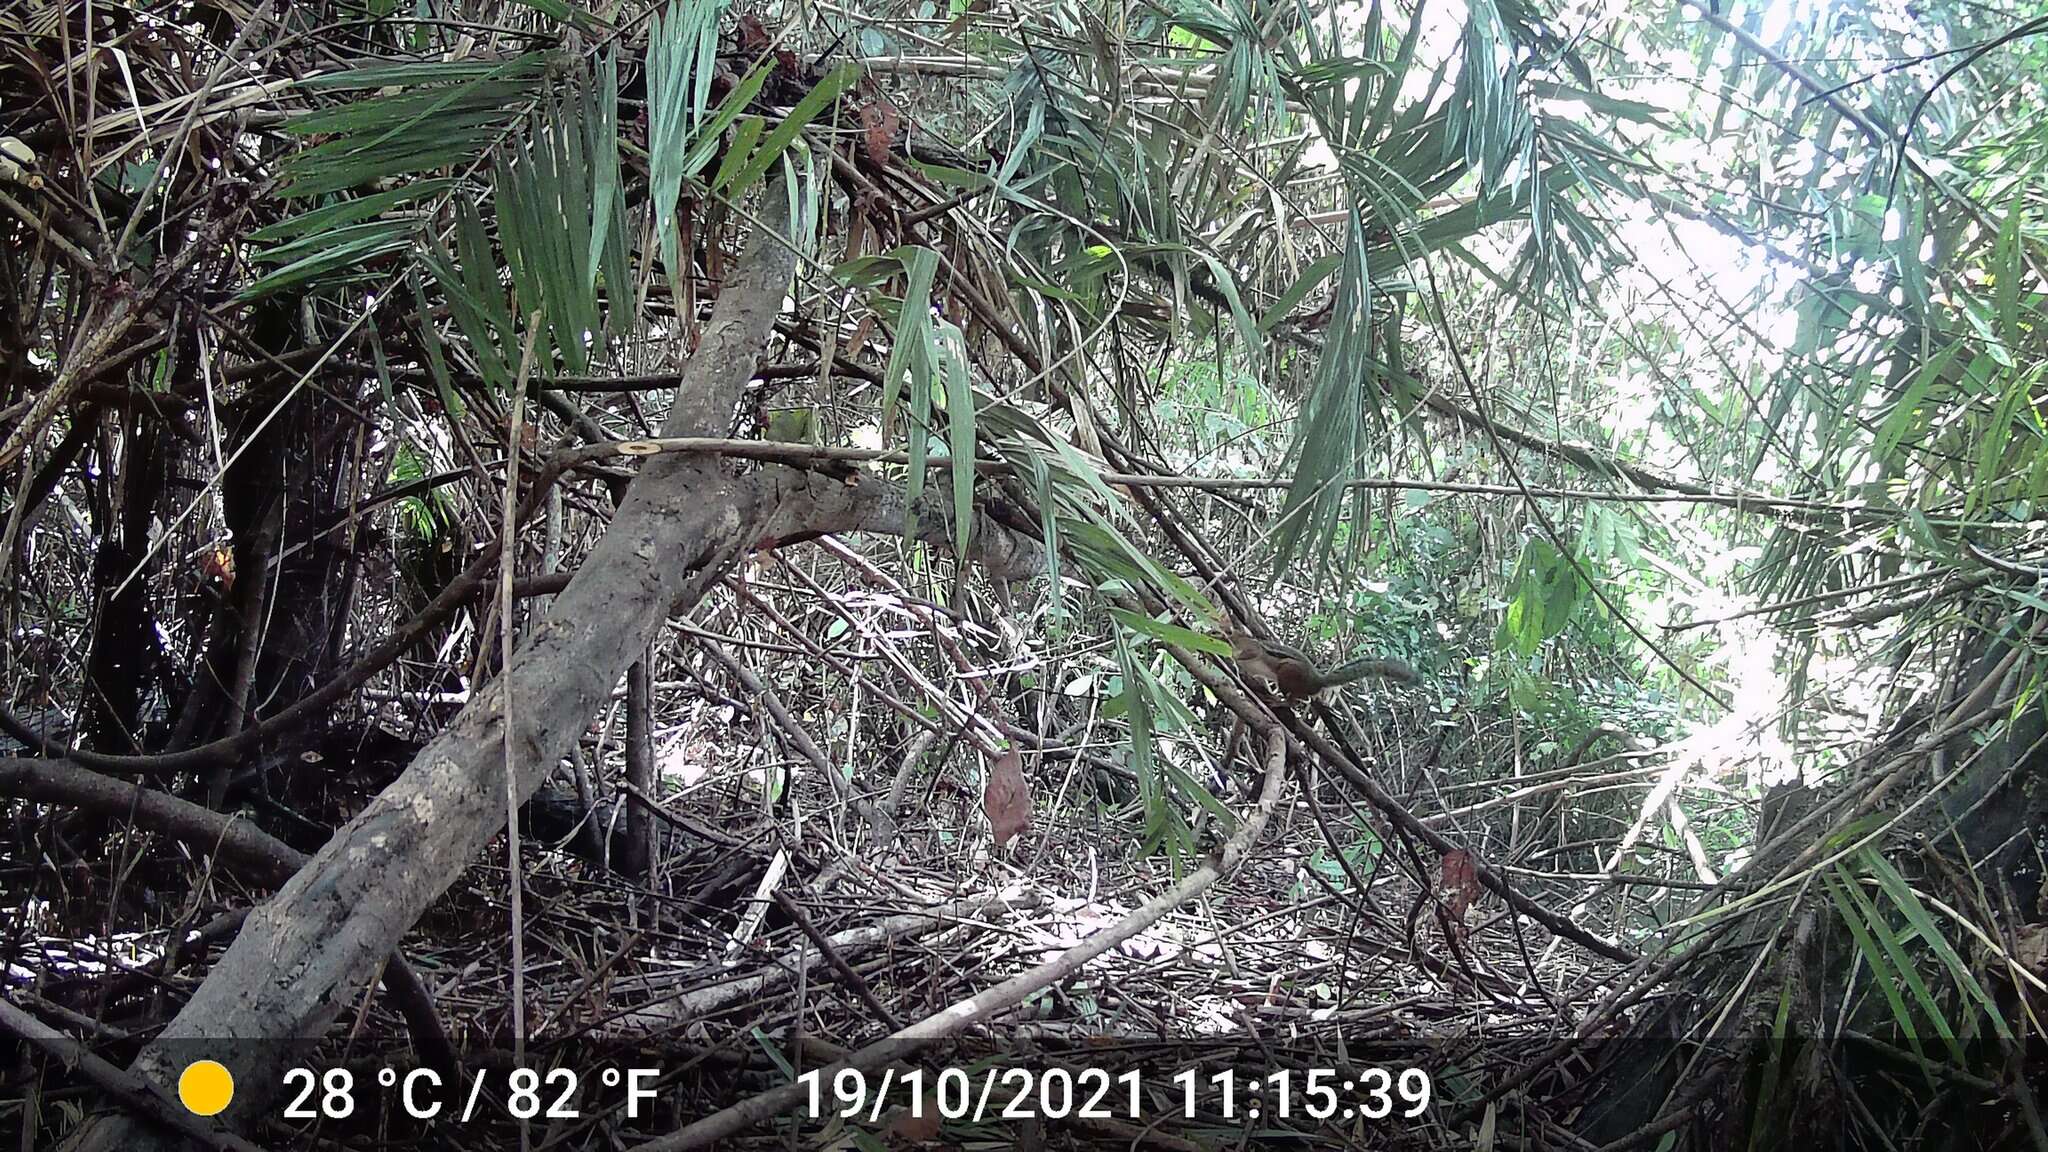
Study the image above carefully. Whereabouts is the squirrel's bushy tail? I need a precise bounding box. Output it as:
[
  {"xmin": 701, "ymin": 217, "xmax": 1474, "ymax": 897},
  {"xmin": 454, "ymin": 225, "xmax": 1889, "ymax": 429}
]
[{"xmin": 1323, "ymin": 655, "xmax": 1418, "ymax": 685}]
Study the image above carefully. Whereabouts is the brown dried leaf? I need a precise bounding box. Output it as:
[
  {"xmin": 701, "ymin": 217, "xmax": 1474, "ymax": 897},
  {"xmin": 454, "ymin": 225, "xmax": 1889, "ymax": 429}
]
[
  {"xmin": 984, "ymin": 750, "xmax": 1030, "ymax": 848},
  {"xmin": 845, "ymin": 206, "xmax": 870, "ymax": 261},
  {"xmin": 736, "ymin": 13, "xmax": 771, "ymax": 53},
  {"xmin": 858, "ymin": 100, "xmax": 900, "ymax": 167},
  {"xmin": 2015, "ymin": 922, "xmax": 2048, "ymax": 976},
  {"xmin": 1441, "ymin": 849, "xmax": 1480, "ymax": 920},
  {"xmin": 845, "ymin": 314, "xmax": 878, "ymax": 364}
]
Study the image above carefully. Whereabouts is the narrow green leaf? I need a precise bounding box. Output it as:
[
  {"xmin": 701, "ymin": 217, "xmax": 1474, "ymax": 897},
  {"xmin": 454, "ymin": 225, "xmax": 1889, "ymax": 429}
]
[
  {"xmin": 1824, "ymin": 871, "xmax": 1930, "ymax": 1073},
  {"xmin": 1257, "ymin": 251, "xmax": 1343, "ymax": 331},
  {"xmin": 422, "ymin": 243, "xmax": 510, "ymax": 391},
  {"xmin": 831, "ymin": 253, "xmax": 908, "ymax": 287},
  {"xmin": 1107, "ymin": 608, "xmax": 1232, "ymax": 655},
  {"xmin": 249, "ymin": 181, "xmax": 452, "ymax": 243},
  {"xmin": 1861, "ymin": 849, "xmax": 2013, "ymax": 1042},
  {"xmin": 1836, "ymin": 867, "xmax": 1961, "ymax": 1065},
  {"xmin": 366, "ymin": 318, "xmax": 396, "ymax": 407},
  {"xmin": 1192, "ymin": 251, "xmax": 1263, "ymax": 360},
  {"xmin": 1874, "ymin": 344, "xmax": 1957, "ymax": 462},
  {"xmin": 1029, "ymin": 454, "xmax": 1064, "ymax": 615},
  {"xmin": 410, "ymin": 274, "xmax": 466, "ymax": 418},
  {"xmin": 939, "ymin": 326, "xmax": 978, "ymax": 563},
  {"xmin": 298, "ymin": 55, "xmax": 548, "ymax": 92},
  {"xmin": 723, "ymin": 61, "xmax": 862, "ymax": 197},
  {"xmin": 237, "ymin": 225, "xmax": 411, "ymax": 300},
  {"xmin": 675, "ymin": 62, "xmax": 773, "ymax": 178},
  {"xmin": 712, "ymin": 116, "xmax": 767, "ymax": 193},
  {"xmin": 879, "ymin": 246, "xmax": 940, "ymax": 438},
  {"xmin": 903, "ymin": 321, "xmax": 936, "ymax": 540}
]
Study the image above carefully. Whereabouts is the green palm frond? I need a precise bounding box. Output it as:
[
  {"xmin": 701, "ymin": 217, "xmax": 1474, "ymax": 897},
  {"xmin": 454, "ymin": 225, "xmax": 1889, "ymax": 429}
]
[
  {"xmin": 646, "ymin": 0, "xmax": 728, "ymax": 287},
  {"xmin": 1272, "ymin": 209, "xmax": 1381, "ymax": 575},
  {"xmin": 281, "ymin": 54, "xmax": 549, "ymax": 198},
  {"xmin": 241, "ymin": 55, "xmax": 550, "ymax": 300}
]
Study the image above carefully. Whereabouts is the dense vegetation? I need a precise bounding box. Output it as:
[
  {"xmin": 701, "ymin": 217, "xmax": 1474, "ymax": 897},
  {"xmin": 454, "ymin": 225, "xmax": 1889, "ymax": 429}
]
[{"xmin": 1, "ymin": 0, "xmax": 2043, "ymax": 1147}]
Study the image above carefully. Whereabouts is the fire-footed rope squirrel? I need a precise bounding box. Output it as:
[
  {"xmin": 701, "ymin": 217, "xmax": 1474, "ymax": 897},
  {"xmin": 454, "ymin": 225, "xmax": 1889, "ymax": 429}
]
[{"xmin": 1227, "ymin": 630, "xmax": 1416, "ymax": 698}]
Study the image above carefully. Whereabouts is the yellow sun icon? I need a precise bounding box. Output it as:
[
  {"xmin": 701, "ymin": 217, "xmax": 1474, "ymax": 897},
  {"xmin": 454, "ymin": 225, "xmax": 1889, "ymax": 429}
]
[{"xmin": 178, "ymin": 1060, "xmax": 234, "ymax": 1117}]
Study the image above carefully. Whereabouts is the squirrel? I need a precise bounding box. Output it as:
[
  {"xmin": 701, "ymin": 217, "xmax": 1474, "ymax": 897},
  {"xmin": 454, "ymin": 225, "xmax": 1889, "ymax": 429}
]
[{"xmin": 1227, "ymin": 629, "xmax": 1416, "ymax": 699}]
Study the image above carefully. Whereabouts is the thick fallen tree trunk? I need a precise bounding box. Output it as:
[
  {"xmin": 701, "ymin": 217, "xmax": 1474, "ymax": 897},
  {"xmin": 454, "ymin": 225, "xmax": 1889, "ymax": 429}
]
[{"xmin": 60, "ymin": 192, "xmax": 1036, "ymax": 1151}]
